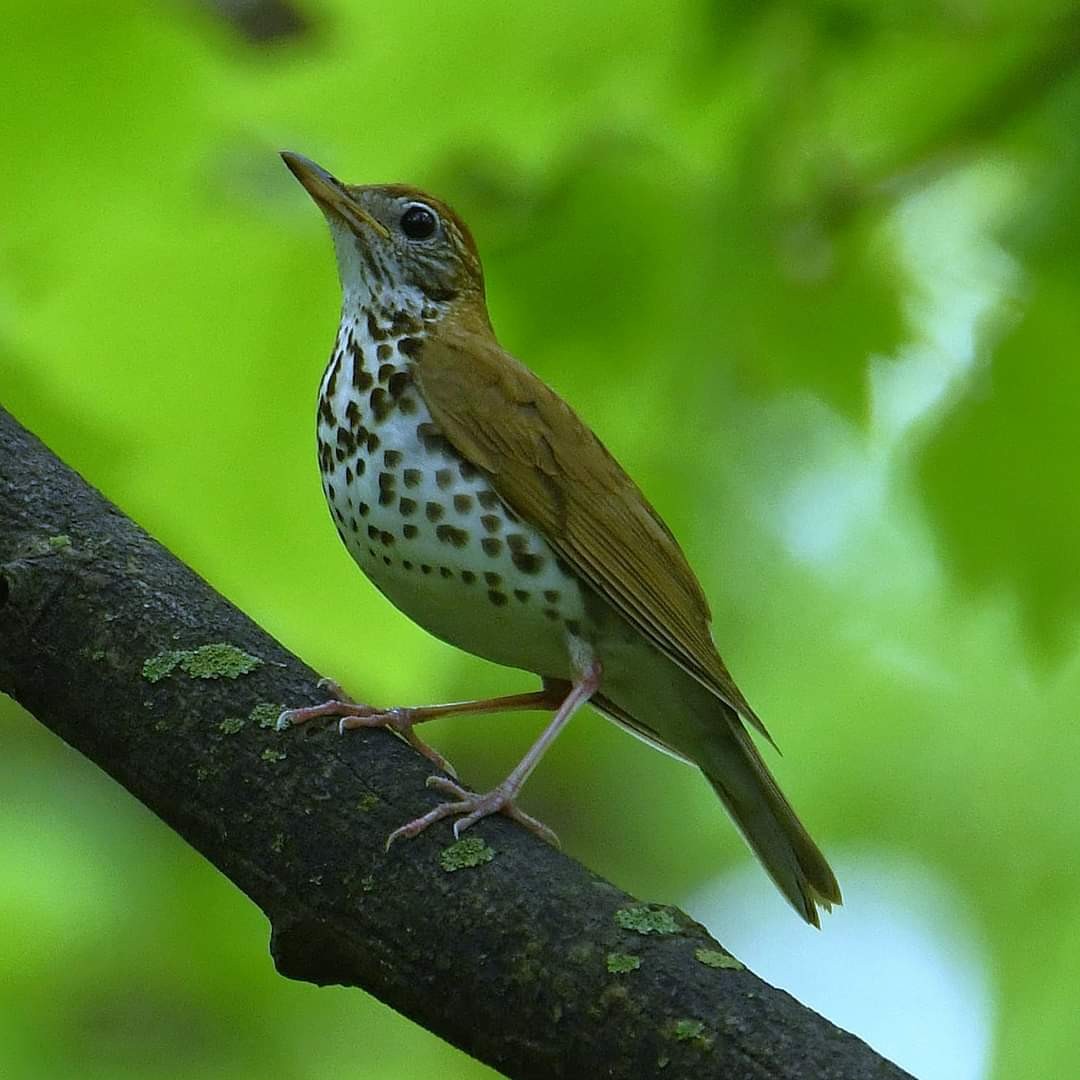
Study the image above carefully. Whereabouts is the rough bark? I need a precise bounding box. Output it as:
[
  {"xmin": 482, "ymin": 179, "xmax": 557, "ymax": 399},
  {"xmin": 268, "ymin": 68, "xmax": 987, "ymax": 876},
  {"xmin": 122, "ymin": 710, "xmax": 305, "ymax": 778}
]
[{"xmin": 0, "ymin": 406, "xmax": 910, "ymax": 1080}]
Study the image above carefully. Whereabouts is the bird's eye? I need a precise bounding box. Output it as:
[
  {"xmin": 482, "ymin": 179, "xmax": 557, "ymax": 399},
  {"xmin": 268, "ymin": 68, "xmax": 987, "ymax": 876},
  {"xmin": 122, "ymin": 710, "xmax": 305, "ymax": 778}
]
[{"xmin": 400, "ymin": 204, "xmax": 438, "ymax": 241}]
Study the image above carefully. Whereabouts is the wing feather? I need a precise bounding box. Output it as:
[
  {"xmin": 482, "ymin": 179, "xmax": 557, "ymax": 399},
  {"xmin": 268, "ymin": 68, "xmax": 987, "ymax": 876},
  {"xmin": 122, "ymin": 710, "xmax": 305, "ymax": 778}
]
[{"xmin": 416, "ymin": 325, "xmax": 772, "ymax": 742}]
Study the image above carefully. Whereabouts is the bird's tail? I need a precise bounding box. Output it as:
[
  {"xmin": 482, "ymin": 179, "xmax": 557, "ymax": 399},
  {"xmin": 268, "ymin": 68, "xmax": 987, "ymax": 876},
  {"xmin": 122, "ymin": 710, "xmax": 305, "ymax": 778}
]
[{"xmin": 701, "ymin": 714, "xmax": 841, "ymax": 927}]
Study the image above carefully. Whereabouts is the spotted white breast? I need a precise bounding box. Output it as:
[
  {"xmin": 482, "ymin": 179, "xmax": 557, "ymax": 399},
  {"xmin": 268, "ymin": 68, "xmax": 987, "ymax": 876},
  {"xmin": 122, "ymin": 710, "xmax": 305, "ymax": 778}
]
[{"xmin": 316, "ymin": 310, "xmax": 587, "ymax": 680}]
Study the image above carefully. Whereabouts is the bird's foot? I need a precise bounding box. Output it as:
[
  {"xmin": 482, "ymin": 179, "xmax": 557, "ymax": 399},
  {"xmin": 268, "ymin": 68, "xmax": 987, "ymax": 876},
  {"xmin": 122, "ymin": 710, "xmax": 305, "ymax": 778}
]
[
  {"xmin": 276, "ymin": 680, "xmax": 455, "ymax": 776},
  {"xmin": 386, "ymin": 776, "xmax": 560, "ymax": 849}
]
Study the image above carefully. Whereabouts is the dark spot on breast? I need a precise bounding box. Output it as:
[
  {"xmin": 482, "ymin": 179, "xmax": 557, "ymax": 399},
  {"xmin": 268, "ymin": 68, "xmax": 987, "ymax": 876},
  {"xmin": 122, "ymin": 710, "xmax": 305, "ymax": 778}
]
[
  {"xmin": 378, "ymin": 363, "xmax": 395, "ymax": 383},
  {"xmin": 334, "ymin": 446, "xmax": 345, "ymax": 463},
  {"xmin": 481, "ymin": 538, "xmax": 502, "ymax": 557},
  {"xmin": 344, "ymin": 467, "xmax": 353, "ymax": 485},
  {"xmin": 336, "ymin": 427, "xmax": 356, "ymax": 454},
  {"xmin": 319, "ymin": 395, "xmax": 336, "ymax": 426},
  {"xmin": 476, "ymin": 490, "xmax": 499, "ymax": 510},
  {"xmin": 377, "ymin": 343, "xmax": 392, "ymax": 360},
  {"xmin": 367, "ymin": 524, "xmax": 380, "ymax": 540},
  {"xmin": 327, "ymin": 483, "xmax": 336, "ymax": 500},
  {"xmin": 384, "ymin": 449, "xmax": 403, "ymax": 468},
  {"xmin": 367, "ymin": 311, "xmax": 388, "ymax": 341},
  {"xmin": 461, "ymin": 570, "xmax": 476, "ymax": 584},
  {"xmin": 358, "ymin": 502, "xmax": 370, "ymax": 516},
  {"xmin": 403, "ymin": 524, "xmax": 418, "ymax": 539},
  {"xmin": 326, "ymin": 360, "xmax": 339, "ymax": 397},
  {"xmin": 480, "ymin": 514, "xmax": 501, "ymax": 533},
  {"xmin": 318, "ymin": 441, "xmax": 333, "ymax": 473},
  {"xmin": 383, "ymin": 555, "xmax": 392, "ymax": 566},
  {"xmin": 370, "ymin": 387, "xmax": 392, "ymax": 422},
  {"xmin": 488, "ymin": 590, "xmax": 508, "ymax": 607},
  {"xmin": 453, "ymin": 493, "xmax": 473, "ymax": 513},
  {"xmin": 399, "ymin": 497, "xmax": 417, "ymax": 516},
  {"xmin": 352, "ymin": 364, "xmax": 374, "ymax": 391},
  {"xmin": 543, "ymin": 589, "xmax": 560, "ymax": 603},
  {"xmin": 398, "ymin": 336, "xmax": 422, "ymax": 358},
  {"xmin": 512, "ymin": 551, "xmax": 544, "ymax": 575},
  {"xmin": 369, "ymin": 547, "xmax": 378, "ymax": 558},
  {"xmin": 378, "ymin": 489, "xmax": 394, "ymax": 507},
  {"xmin": 388, "ymin": 371, "xmax": 412, "ymax": 398},
  {"xmin": 366, "ymin": 432, "xmax": 380, "ymax": 453},
  {"xmin": 543, "ymin": 608, "xmax": 559, "ymax": 621},
  {"xmin": 459, "ymin": 460, "xmax": 479, "ymax": 481},
  {"xmin": 345, "ymin": 400, "xmax": 361, "ymax": 426},
  {"xmin": 440, "ymin": 566, "xmax": 453, "ymax": 578},
  {"xmin": 355, "ymin": 456, "xmax": 366, "ymax": 476},
  {"xmin": 505, "ymin": 533, "xmax": 528, "ymax": 554},
  {"xmin": 334, "ymin": 507, "xmax": 346, "ymax": 524},
  {"xmin": 378, "ymin": 472, "xmax": 396, "ymax": 492},
  {"xmin": 514, "ymin": 589, "xmax": 530, "ymax": 603},
  {"xmin": 421, "ymin": 564, "xmax": 432, "ymax": 574},
  {"xmin": 399, "ymin": 397, "xmax": 417, "ymax": 415},
  {"xmin": 436, "ymin": 468, "xmax": 454, "ymax": 490},
  {"xmin": 425, "ymin": 502, "xmax": 444, "ymax": 522},
  {"xmin": 484, "ymin": 571, "xmax": 502, "ymax": 588},
  {"xmin": 380, "ymin": 531, "xmax": 394, "ymax": 547},
  {"xmin": 403, "ymin": 468, "xmax": 421, "ymax": 488},
  {"xmin": 436, "ymin": 524, "xmax": 469, "ymax": 548},
  {"xmin": 402, "ymin": 560, "xmax": 413, "ymax": 570},
  {"xmin": 417, "ymin": 422, "xmax": 450, "ymax": 455}
]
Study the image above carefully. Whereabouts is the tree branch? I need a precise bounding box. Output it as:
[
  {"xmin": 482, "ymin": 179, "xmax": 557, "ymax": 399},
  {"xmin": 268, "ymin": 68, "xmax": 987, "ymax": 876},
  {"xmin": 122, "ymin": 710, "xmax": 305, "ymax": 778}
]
[{"xmin": 0, "ymin": 406, "xmax": 909, "ymax": 1080}]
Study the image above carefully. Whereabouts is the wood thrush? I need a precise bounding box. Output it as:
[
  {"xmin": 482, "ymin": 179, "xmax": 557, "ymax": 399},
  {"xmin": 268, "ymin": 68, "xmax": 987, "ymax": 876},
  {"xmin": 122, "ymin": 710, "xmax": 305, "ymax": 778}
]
[{"xmin": 278, "ymin": 151, "xmax": 841, "ymax": 925}]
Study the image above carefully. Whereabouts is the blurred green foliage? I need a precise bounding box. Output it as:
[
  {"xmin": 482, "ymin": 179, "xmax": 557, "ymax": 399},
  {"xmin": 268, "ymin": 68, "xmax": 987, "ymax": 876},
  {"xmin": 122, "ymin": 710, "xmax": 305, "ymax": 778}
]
[{"xmin": 3, "ymin": 1, "xmax": 1080, "ymax": 1077}]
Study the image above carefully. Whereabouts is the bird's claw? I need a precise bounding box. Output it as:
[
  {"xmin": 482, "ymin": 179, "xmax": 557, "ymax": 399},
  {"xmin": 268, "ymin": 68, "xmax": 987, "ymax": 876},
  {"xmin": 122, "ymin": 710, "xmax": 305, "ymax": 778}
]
[
  {"xmin": 383, "ymin": 776, "xmax": 560, "ymax": 850},
  {"xmin": 277, "ymin": 681, "xmax": 457, "ymax": 776}
]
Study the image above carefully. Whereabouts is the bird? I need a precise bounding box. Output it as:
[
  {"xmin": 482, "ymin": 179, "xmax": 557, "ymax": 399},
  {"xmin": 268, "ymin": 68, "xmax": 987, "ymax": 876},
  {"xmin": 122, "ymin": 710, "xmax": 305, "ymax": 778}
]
[{"xmin": 277, "ymin": 150, "xmax": 841, "ymax": 925}]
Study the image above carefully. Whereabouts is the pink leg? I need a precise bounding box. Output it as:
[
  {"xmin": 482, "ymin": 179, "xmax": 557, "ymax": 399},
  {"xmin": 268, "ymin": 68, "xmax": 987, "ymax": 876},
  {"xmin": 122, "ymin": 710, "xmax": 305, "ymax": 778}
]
[
  {"xmin": 277, "ymin": 680, "xmax": 566, "ymax": 774},
  {"xmin": 386, "ymin": 660, "xmax": 602, "ymax": 849}
]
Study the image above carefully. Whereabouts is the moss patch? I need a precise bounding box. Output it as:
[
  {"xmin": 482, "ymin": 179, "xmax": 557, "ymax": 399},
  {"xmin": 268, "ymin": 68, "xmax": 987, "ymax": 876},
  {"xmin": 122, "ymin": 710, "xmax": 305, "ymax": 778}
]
[
  {"xmin": 694, "ymin": 947, "xmax": 743, "ymax": 971},
  {"xmin": 180, "ymin": 643, "xmax": 262, "ymax": 679},
  {"xmin": 260, "ymin": 747, "xmax": 287, "ymax": 764},
  {"xmin": 614, "ymin": 904, "xmax": 679, "ymax": 936},
  {"xmin": 249, "ymin": 702, "xmax": 283, "ymax": 728},
  {"xmin": 142, "ymin": 650, "xmax": 186, "ymax": 683},
  {"xmin": 672, "ymin": 1019, "xmax": 706, "ymax": 1042},
  {"xmin": 605, "ymin": 952, "xmax": 641, "ymax": 974},
  {"xmin": 439, "ymin": 837, "xmax": 495, "ymax": 872},
  {"xmin": 356, "ymin": 792, "xmax": 380, "ymax": 812},
  {"xmin": 143, "ymin": 643, "xmax": 262, "ymax": 683},
  {"xmin": 218, "ymin": 716, "xmax": 246, "ymax": 735}
]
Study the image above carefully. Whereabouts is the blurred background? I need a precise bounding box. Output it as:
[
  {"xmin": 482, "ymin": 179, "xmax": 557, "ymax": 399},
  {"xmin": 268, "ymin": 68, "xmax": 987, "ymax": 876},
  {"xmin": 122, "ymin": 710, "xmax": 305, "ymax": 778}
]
[{"xmin": 3, "ymin": 1, "xmax": 1079, "ymax": 1077}]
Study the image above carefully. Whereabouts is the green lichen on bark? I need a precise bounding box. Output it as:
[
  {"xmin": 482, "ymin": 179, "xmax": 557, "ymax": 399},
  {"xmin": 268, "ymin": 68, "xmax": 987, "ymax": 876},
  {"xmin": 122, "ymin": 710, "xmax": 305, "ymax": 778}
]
[
  {"xmin": 249, "ymin": 702, "xmax": 283, "ymax": 728},
  {"xmin": 142, "ymin": 642, "xmax": 262, "ymax": 683},
  {"xmin": 694, "ymin": 947, "xmax": 743, "ymax": 971},
  {"xmin": 439, "ymin": 837, "xmax": 495, "ymax": 872},
  {"xmin": 605, "ymin": 952, "xmax": 642, "ymax": 974},
  {"xmin": 614, "ymin": 904, "xmax": 679, "ymax": 936}
]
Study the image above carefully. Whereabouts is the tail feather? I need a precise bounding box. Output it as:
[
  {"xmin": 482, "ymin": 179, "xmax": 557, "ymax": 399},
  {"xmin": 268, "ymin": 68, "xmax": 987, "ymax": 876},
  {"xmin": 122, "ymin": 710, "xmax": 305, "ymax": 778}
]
[{"xmin": 702, "ymin": 716, "xmax": 841, "ymax": 927}]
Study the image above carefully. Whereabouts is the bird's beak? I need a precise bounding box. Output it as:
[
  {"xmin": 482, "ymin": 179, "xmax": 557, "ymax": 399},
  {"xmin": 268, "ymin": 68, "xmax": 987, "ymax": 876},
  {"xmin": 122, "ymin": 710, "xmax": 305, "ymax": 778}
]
[{"xmin": 280, "ymin": 151, "xmax": 390, "ymax": 240}]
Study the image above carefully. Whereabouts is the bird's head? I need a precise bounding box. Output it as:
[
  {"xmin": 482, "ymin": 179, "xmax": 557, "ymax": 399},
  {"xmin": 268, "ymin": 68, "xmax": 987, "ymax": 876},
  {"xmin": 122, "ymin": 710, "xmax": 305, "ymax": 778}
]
[{"xmin": 282, "ymin": 151, "xmax": 485, "ymax": 320}]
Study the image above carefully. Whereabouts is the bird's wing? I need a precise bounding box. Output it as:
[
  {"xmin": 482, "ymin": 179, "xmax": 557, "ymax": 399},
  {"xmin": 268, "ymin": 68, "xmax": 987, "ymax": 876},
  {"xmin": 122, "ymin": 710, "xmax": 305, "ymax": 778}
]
[{"xmin": 416, "ymin": 324, "xmax": 771, "ymax": 743}]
